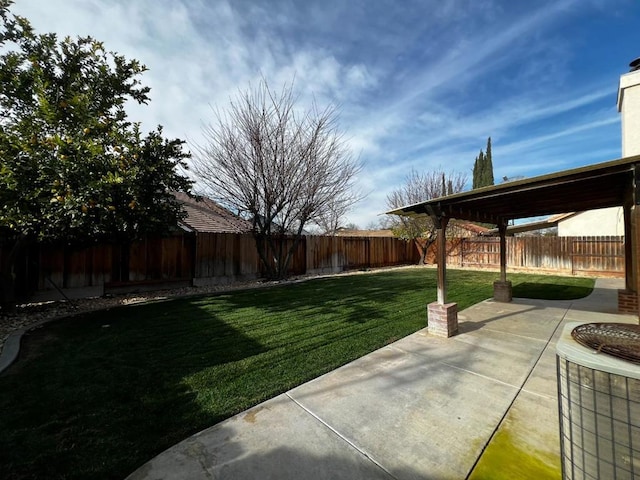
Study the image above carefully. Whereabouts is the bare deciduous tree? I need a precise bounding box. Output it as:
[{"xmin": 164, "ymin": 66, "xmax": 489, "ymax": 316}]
[
  {"xmin": 314, "ymin": 197, "xmax": 355, "ymax": 235},
  {"xmin": 386, "ymin": 168, "xmax": 467, "ymax": 262},
  {"xmin": 192, "ymin": 80, "xmax": 363, "ymax": 279}
]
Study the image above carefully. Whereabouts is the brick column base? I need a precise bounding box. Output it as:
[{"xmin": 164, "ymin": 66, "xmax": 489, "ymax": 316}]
[
  {"xmin": 427, "ymin": 302, "xmax": 458, "ymax": 338},
  {"xmin": 618, "ymin": 289, "xmax": 639, "ymax": 315},
  {"xmin": 493, "ymin": 280, "xmax": 513, "ymax": 303}
]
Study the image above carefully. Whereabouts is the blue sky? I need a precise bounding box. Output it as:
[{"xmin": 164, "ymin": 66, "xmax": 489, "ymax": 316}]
[{"xmin": 13, "ymin": 0, "xmax": 640, "ymax": 228}]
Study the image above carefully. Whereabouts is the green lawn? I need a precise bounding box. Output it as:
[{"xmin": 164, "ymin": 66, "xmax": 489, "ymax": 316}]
[{"xmin": 0, "ymin": 268, "xmax": 594, "ymax": 480}]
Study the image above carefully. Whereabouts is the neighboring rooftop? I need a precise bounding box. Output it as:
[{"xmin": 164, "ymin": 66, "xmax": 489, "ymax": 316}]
[
  {"xmin": 333, "ymin": 223, "xmax": 488, "ymax": 239},
  {"xmin": 174, "ymin": 192, "xmax": 253, "ymax": 234},
  {"xmin": 451, "ymin": 222, "xmax": 490, "ymax": 236},
  {"xmin": 333, "ymin": 228, "xmax": 395, "ymax": 237},
  {"xmin": 483, "ymin": 213, "xmax": 575, "ymax": 236}
]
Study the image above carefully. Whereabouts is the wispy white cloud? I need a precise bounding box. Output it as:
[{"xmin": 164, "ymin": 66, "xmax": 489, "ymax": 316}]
[
  {"xmin": 344, "ymin": 0, "xmax": 587, "ymax": 158},
  {"xmin": 11, "ymin": 0, "xmax": 637, "ymax": 227}
]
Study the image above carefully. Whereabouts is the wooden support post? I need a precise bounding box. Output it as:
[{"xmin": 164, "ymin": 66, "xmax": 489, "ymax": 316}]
[
  {"xmin": 618, "ymin": 168, "xmax": 640, "ymax": 317},
  {"xmin": 498, "ymin": 219, "xmax": 507, "ymax": 283},
  {"xmin": 624, "ymin": 202, "xmax": 634, "ymax": 292},
  {"xmin": 494, "ymin": 218, "xmax": 512, "ymax": 303},
  {"xmin": 436, "ymin": 216, "xmax": 449, "ymax": 304},
  {"xmin": 428, "ymin": 213, "xmax": 457, "ymax": 337},
  {"xmin": 619, "ymin": 204, "xmax": 640, "ymax": 315}
]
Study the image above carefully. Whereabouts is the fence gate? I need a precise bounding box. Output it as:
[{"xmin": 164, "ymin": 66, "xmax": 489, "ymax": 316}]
[
  {"xmin": 460, "ymin": 237, "xmax": 499, "ymax": 269},
  {"xmin": 570, "ymin": 237, "xmax": 624, "ymax": 276}
]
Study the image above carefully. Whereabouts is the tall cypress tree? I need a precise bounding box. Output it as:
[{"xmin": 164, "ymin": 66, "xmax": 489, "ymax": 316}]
[
  {"xmin": 473, "ymin": 150, "xmax": 485, "ymax": 189},
  {"xmin": 472, "ymin": 154, "xmax": 479, "ymax": 189},
  {"xmin": 472, "ymin": 137, "xmax": 495, "ymax": 189},
  {"xmin": 484, "ymin": 137, "xmax": 494, "ymax": 186}
]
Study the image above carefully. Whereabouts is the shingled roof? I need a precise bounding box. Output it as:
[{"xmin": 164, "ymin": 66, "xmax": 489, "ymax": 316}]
[
  {"xmin": 174, "ymin": 192, "xmax": 253, "ymax": 234},
  {"xmin": 334, "ymin": 228, "xmax": 395, "ymax": 237}
]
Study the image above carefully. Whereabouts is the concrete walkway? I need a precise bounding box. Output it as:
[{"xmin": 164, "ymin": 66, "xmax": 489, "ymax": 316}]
[{"xmin": 126, "ymin": 278, "xmax": 636, "ymax": 480}]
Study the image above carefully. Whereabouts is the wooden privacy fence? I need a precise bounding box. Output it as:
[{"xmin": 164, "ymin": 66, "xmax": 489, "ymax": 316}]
[
  {"xmin": 4, "ymin": 235, "xmax": 196, "ymax": 295},
  {"xmin": 193, "ymin": 234, "xmax": 420, "ymax": 285},
  {"xmin": 433, "ymin": 236, "xmax": 625, "ymax": 277},
  {"xmin": 3, "ymin": 233, "xmax": 420, "ymax": 298},
  {"xmin": 3, "ymin": 234, "xmax": 626, "ymax": 300}
]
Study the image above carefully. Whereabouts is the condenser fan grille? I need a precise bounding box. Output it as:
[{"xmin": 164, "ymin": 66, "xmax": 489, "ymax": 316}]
[{"xmin": 571, "ymin": 323, "xmax": 640, "ymax": 364}]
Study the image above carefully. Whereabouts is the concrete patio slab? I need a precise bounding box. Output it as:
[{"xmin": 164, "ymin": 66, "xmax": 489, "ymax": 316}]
[
  {"xmin": 127, "ymin": 278, "xmax": 636, "ymax": 480},
  {"xmin": 459, "ymin": 300, "xmax": 571, "ymax": 341},
  {"xmin": 289, "ymin": 346, "xmax": 519, "ymax": 480},
  {"xmin": 127, "ymin": 394, "xmax": 396, "ymax": 480},
  {"xmin": 385, "ymin": 329, "xmax": 545, "ymax": 387},
  {"xmin": 521, "ymin": 346, "xmax": 559, "ymax": 398},
  {"xmin": 469, "ymin": 390, "xmax": 561, "ymax": 480}
]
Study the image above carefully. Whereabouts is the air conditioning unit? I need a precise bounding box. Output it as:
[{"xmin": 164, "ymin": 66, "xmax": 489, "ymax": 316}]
[{"xmin": 557, "ymin": 322, "xmax": 640, "ymax": 479}]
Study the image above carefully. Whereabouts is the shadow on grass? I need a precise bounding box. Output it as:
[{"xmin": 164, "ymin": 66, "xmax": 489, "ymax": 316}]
[
  {"xmin": 511, "ymin": 281, "xmax": 593, "ymax": 300},
  {"xmin": 0, "ymin": 300, "xmax": 266, "ymax": 480},
  {"xmin": 200, "ymin": 270, "xmax": 436, "ymax": 324}
]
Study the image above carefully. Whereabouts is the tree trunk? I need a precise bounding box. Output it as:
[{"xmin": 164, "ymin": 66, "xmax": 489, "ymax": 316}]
[
  {"xmin": 0, "ymin": 235, "xmax": 27, "ymax": 312},
  {"xmin": 280, "ymin": 233, "xmax": 304, "ymax": 278},
  {"xmin": 0, "ymin": 265, "xmax": 16, "ymax": 313},
  {"xmin": 415, "ymin": 230, "xmax": 437, "ymax": 265},
  {"xmin": 253, "ymin": 232, "xmax": 276, "ymax": 279},
  {"xmin": 414, "ymin": 239, "xmax": 426, "ymax": 264}
]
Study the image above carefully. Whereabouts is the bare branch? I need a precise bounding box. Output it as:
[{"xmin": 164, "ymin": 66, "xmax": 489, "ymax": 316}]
[
  {"xmin": 385, "ymin": 168, "xmax": 467, "ymax": 240},
  {"xmin": 191, "ymin": 78, "xmax": 363, "ymax": 278}
]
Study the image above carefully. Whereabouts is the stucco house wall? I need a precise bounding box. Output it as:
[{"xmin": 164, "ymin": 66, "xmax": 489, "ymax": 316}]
[
  {"xmin": 618, "ymin": 68, "xmax": 640, "ymax": 157},
  {"xmin": 557, "ymin": 206, "xmax": 624, "ymax": 237},
  {"xmin": 559, "ymin": 69, "xmax": 639, "ymax": 239}
]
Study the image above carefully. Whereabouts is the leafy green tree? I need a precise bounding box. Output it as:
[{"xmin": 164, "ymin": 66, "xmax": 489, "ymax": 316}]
[{"xmin": 0, "ymin": 1, "xmax": 192, "ymax": 308}]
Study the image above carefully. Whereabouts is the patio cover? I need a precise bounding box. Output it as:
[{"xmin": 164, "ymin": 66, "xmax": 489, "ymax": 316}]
[
  {"xmin": 386, "ymin": 155, "xmax": 640, "ymax": 314},
  {"xmin": 387, "ymin": 156, "xmax": 640, "ymax": 224}
]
